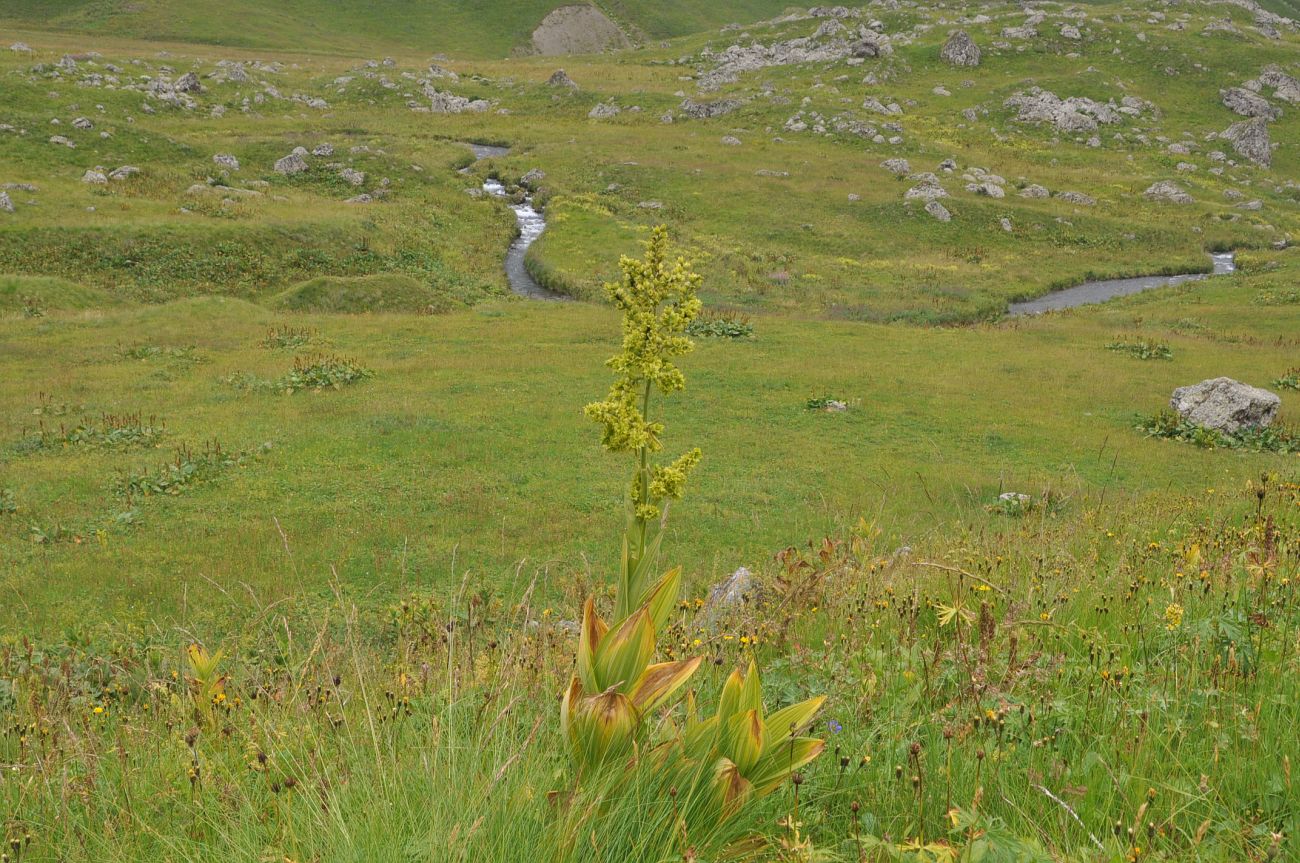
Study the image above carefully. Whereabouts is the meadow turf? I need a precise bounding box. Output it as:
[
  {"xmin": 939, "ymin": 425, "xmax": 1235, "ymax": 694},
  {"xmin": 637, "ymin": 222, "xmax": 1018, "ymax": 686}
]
[{"xmin": 1, "ymin": 2, "xmax": 1299, "ymax": 860}]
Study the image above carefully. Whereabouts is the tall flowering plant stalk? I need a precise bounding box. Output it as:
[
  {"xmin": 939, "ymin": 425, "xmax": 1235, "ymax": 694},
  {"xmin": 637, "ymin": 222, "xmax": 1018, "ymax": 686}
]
[{"xmin": 562, "ymin": 226, "xmax": 824, "ymax": 830}]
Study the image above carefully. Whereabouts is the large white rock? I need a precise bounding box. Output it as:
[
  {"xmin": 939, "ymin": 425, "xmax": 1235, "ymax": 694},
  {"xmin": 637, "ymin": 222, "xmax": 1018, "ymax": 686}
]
[{"xmin": 1170, "ymin": 378, "xmax": 1280, "ymax": 433}]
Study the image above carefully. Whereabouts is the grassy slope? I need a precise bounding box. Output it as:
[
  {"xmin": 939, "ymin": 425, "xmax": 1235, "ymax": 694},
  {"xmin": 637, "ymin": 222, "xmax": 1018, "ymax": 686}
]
[
  {"xmin": 0, "ymin": 0, "xmax": 794, "ymax": 56},
  {"xmin": 2, "ymin": 249, "xmax": 1295, "ymax": 635},
  {"xmin": 1, "ymin": 1, "xmax": 1295, "ymax": 322}
]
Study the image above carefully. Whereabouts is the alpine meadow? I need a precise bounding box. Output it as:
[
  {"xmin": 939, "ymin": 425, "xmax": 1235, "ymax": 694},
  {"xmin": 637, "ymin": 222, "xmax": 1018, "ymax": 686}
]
[{"xmin": 0, "ymin": 1, "xmax": 1298, "ymax": 861}]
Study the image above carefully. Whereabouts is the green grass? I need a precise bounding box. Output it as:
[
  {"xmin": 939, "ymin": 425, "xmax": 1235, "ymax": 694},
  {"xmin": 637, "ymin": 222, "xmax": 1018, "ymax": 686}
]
[
  {"xmin": 1, "ymin": 5, "xmax": 1299, "ymax": 860},
  {"xmin": 2, "ymin": 248, "xmax": 1296, "ymax": 636},
  {"xmin": 270, "ymin": 273, "xmax": 461, "ymax": 314}
]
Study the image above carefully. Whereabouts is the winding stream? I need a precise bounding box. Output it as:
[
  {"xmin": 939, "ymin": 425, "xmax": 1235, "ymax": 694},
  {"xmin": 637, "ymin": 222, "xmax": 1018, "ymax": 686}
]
[
  {"xmin": 1007, "ymin": 253, "xmax": 1236, "ymax": 316},
  {"xmin": 464, "ymin": 143, "xmax": 564, "ymax": 301}
]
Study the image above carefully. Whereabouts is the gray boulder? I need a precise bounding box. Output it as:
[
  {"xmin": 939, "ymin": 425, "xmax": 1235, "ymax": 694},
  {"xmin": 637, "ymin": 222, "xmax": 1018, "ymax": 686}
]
[
  {"xmin": 1221, "ymin": 87, "xmax": 1280, "ymax": 119},
  {"xmin": 175, "ymin": 71, "xmax": 202, "ymax": 93},
  {"xmin": 1220, "ymin": 117, "xmax": 1271, "ymax": 167},
  {"xmin": 1170, "ymin": 378, "xmax": 1280, "ymax": 433},
  {"xmin": 0, "ymin": 191, "xmax": 13, "ymax": 213},
  {"xmin": 213, "ymin": 153, "xmax": 240, "ymax": 170},
  {"xmin": 519, "ymin": 168, "xmax": 546, "ymax": 188},
  {"xmin": 679, "ymin": 98, "xmax": 740, "ymax": 119},
  {"xmin": 940, "ymin": 30, "xmax": 981, "ymax": 66},
  {"xmin": 1144, "ymin": 180, "xmax": 1192, "ymax": 203},
  {"xmin": 924, "ymin": 200, "xmax": 951, "ymax": 221},
  {"xmin": 700, "ymin": 567, "xmax": 758, "ymax": 619},
  {"xmin": 880, "ymin": 157, "xmax": 911, "ymax": 176},
  {"xmin": 1055, "ymin": 190, "xmax": 1095, "ymax": 206},
  {"xmin": 1019, "ymin": 183, "xmax": 1050, "ymax": 198},
  {"xmin": 81, "ymin": 169, "xmax": 108, "ymax": 184},
  {"xmin": 588, "ymin": 102, "xmax": 620, "ymax": 119},
  {"xmin": 273, "ymin": 152, "xmax": 309, "ymax": 175},
  {"xmin": 108, "ymin": 165, "xmax": 140, "ymax": 181},
  {"xmin": 546, "ymin": 69, "xmax": 577, "ymax": 89}
]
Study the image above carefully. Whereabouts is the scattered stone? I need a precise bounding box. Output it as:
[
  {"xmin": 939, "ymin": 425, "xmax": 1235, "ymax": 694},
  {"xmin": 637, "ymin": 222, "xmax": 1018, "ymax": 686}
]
[
  {"xmin": 519, "ymin": 168, "xmax": 546, "ymax": 188},
  {"xmin": 107, "ymin": 166, "xmax": 140, "ymax": 181},
  {"xmin": 49, "ymin": 135, "xmax": 76, "ymax": 148},
  {"xmin": 311, "ymin": 143, "xmax": 334, "ymax": 157},
  {"xmin": 999, "ymin": 492, "xmax": 1031, "ymax": 505},
  {"xmin": 754, "ymin": 169, "xmax": 789, "ymax": 177},
  {"xmin": 1221, "ymin": 87, "xmax": 1280, "ymax": 119},
  {"xmin": 1259, "ymin": 65, "xmax": 1300, "ymax": 104},
  {"xmin": 1144, "ymin": 181, "xmax": 1193, "ymax": 203},
  {"xmin": 720, "ymin": 135, "xmax": 742, "ymax": 146},
  {"xmin": 1060, "ymin": 24, "xmax": 1082, "ymax": 40},
  {"xmin": 273, "ymin": 152, "xmax": 309, "ymax": 175},
  {"xmin": 1000, "ymin": 217, "xmax": 1014, "ymax": 232},
  {"xmin": 0, "ymin": 191, "xmax": 12, "ymax": 213},
  {"xmin": 174, "ymin": 71, "xmax": 202, "ymax": 93},
  {"xmin": 9, "ymin": 42, "xmax": 31, "ymax": 53},
  {"xmin": 339, "ymin": 167, "xmax": 366, "ymax": 186},
  {"xmin": 637, "ymin": 200, "xmax": 664, "ymax": 209},
  {"xmin": 905, "ymin": 174, "xmax": 947, "ymax": 201},
  {"xmin": 344, "ymin": 193, "xmax": 374, "ymax": 204},
  {"xmin": 1004, "ymin": 88, "xmax": 1137, "ymax": 133},
  {"xmin": 81, "ymin": 169, "xmax": 108, "ymax": 184},
  {"xmin": 940, "ymin": 30, "xmax": 981, "ymax": 67},
  {"xmin": 1220, "ymin": 117, "xmax": 1272, "ymax": 167},
  {"xmin": 967, "ymin": 181, "xmax": 1005, "ymax": 198},
  {"xmin": 185, "ymin": 183, "xmax": 262, "ymax": 199},
  {"xmin": 1055, "ymin": 191, "xmax": 1095, "ymax": 205},
  {"xmin": 213, "ymin": 153, "xmax": 240, "ymax": 171},
  {"xmin": 428, "ymin": 90, "xmax": 490, "ymax": 113},
  {"xmin": 924, "ymin": 200, "xmax": 951, "ymax": 221},
  {"xmin": 1170, "ymin": 377, "xmax": 1280, "ymax": 433},
  {"xmin": 678, "ymin": 98, "xmax": 740, "ymax": 119},
  {"xmin": 880, "ymin": 158, "xmax": 911, "ymax": 176},
  {"xmin": 546, "ymin": 69, "xmax": 578, "ymax": 89},
  {"xmin": 1019, "ymin": 183, "xmax": 1050, "ymax": 198},
  {"xmin": 588, "ymin": 102, "xmax": 620, "ymax": 119},
  {"xmin": 71, "ymin": 117, "xmax": 93, "ymax": 130}
]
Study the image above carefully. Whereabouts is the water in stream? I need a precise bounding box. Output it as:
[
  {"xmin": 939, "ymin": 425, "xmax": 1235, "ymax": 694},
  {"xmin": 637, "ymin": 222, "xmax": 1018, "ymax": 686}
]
[
  {"xmin": 1007, "ymin": 253, "xmax": 1236, "ymax": 316},
  {"xmin": 464, "ymin": 144, "xmax": 564, "ymax": 300}
]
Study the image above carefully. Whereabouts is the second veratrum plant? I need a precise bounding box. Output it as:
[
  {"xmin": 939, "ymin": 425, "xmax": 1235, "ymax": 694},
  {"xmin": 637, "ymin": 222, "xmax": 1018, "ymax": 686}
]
[{"xmin": 564, "ymin": 225, "xmax": 825, "ymax": 824}]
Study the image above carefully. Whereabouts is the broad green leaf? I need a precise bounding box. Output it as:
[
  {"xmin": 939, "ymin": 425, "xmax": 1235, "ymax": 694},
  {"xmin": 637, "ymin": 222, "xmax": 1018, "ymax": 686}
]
[
  {"xmin": 723, "ymin": 708, "xmax": 766, "ymax": 774},
  {"xmin": 593, "ymin": 607, "xmax": 654, "ymax": 693},
  {"xmin": 737, "ymin": 659, "xmax": 763, "ymax": 716},
  {"xmin": 576, "ymin": 596, "xmax": 607, "ymax": 693},
  {"xmin": 747, "ymin": 737, "xmax": 825, "ymax": 797},
  {"xmin": 763, "ymin": 695, "xmax": 826, "ymax": 742},
  {"xmin": 630, "ymin": 656, "xmax": 702, "ymax": 714},
  {"xmin": 571, "ymin": 690, "xmax": 637, "ymax": 770},
  {"xmin": 641, "ymin": 566, "xmax": 682, "ymax": 631},
  {"xmin": 717, "ymin": 667, "xmax": 745, "ymax": 728},
  {"xmin": 709, "ymin": 757, "xmax": 754, "ymax": 823}
]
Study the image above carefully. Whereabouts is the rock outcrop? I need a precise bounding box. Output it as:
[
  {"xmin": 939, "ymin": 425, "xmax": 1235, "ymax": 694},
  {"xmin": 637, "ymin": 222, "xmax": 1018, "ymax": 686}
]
[
  {"xmin": 530, "ymin": 5, "xmax": 631, "ymax": 56},
  {"xmin": 1220, "ymin": 117, "xmax": 1272, "ymax": 166}
]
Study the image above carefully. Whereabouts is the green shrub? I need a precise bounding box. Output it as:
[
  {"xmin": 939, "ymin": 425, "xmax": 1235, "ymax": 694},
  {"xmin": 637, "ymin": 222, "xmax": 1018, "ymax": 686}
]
[
  {"xmin": 225, "ymin": 354, "xmax": 373, "ymax": 394},
  {"xmin": 1106, "ymin": 338, "xmax": 1173, "ymax": 360},
  {"xmin": 1273, "ymin": 367, "xmax": 1300, "ymax": 391},
  {"xmin": 1137, "ymin": 410, "xmax": 1300, "ymax": 453},
  {"xmin": 686, "ymin": 308, "xmax": 754, "ymax": 339}
]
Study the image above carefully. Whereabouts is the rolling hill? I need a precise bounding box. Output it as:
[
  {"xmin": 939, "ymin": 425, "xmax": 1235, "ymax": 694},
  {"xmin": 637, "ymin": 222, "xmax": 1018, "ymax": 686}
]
[{"xmin": 0, "ymin": 0, "xmax": 796, "ymax": 56}]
